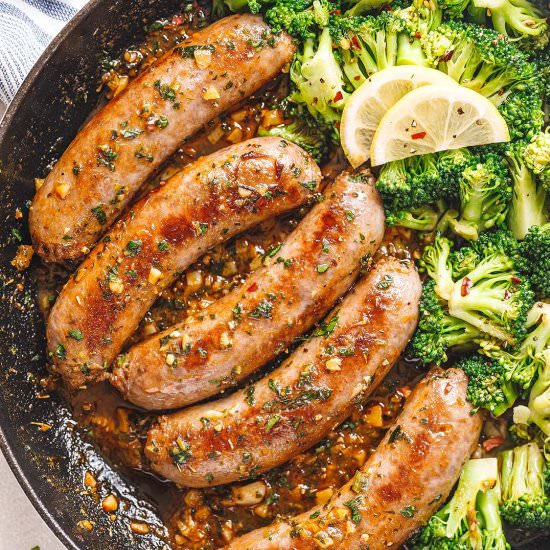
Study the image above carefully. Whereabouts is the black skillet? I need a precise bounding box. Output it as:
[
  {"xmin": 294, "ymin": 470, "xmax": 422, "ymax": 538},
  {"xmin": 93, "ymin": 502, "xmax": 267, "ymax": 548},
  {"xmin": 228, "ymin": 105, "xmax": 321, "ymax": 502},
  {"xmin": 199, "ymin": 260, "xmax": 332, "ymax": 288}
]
[{"xmin": 0, "ymin": 0, "xmax": 549, "ymax": 548}]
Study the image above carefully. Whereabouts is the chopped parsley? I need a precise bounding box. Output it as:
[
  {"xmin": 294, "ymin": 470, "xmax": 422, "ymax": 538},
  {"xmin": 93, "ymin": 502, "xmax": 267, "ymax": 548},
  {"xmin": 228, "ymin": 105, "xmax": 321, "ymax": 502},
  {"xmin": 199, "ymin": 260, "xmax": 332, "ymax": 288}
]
[
  {"xmin": 168, "ymin": 437, "xmax": 192, "ymax": 465},
  {"xmin": 158, "ymin": 240, "xmax": 170, "ymax": 251},
  {"xmin": 245, "ymin": 385, "xmax": 255, "ymax": 406},
  {"xmin": 54, "ymin": 344, "xmax": 66, "ymax": 360},
  {"xmin": 68, "ymin": 329, "xmax": 83, "ymax": 341},
  {"xmin": 154, "ymin": 80, "xmax": 176, "ymax": 102},
  {"xmin": 125, "ymin": 239, "xmax": 142, "ymax": 257},
  {"xmin": 96, "ymin": 144, "xmax": 118, "ymax": 171},
  {"xmin": 313, "ymin": 315, "xmax": 338, "ymax": 338},
  {"xmin": 400, "ymin": 505, "xmax": 417, "ymax": 518},
  {"xmin": 376, "ymin": 274, "xmax": 393, "ymax": 289},
  {"xmin": 120, "ymin": 127, "xmax": 143, "ymax": 139},
  {"xmin": 344, "ymin": 496, "xmax": 362, "ymax": 524},
  {"xmin": 91, "ymin": 205, "xmax": 107, "ymax": 225},
  {"xmin": 265, "ymin": 415, "xmax": 281, "ymax": 431},
  {"xmin": 155, "ymin": 115, "xmax": 169, "ymax": 129},
  {"xmin": 248, "ymin": 299, "xmax": 274, "ymax": 319},
  {"xmin": 174, "ymin": 44, "xmax": 215, "ymax": 58}
]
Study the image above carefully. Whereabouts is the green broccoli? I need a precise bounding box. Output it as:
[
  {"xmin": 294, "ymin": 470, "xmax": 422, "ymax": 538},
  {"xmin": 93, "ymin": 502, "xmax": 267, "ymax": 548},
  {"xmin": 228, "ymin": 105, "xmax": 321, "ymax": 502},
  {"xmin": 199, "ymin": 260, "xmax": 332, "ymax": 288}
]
[
  {"xmin": 523, "ymin": 128, "xmax": 550, "ymax": 188},
  {"xmin": 439, "ymin": 0, "xmax": 471, "ymax": 17},
  {"xmin": 257, "ymin": 116, "xmax": 331, "ymax": 163},
  {"xmin": 394, "ymin": 0, "xmax": 443, "ymax": 36},
  {"xmin": 412, "ymin": 458, "xmax": 510, "ymax": 550},
  {"xmin": 513, "ymin": 348, "xmax": 550, "ymax": 439},
  {"xmin": 385, "ymin": 203, "xmax": 444, "ymax": 231},
  {"xmin": 447, "ymin": 153, "xmax": 512, "ymax": 241},
  {"xmin": 516, "ymin": 224, "xmax": 550, "ymax": 298},
  {"xmin": 264, "ymin": 0, "xmax": 333, "ymax": 39},
  {"xmin": 471, "ymin": 0, "xmax": 548, "ymax": 42},
  {"xmin": 480, "ymin": 301, "xmax": 550, "ymax": 391},
  {"xmin": 458, "ymin": 353, "xmax": 519, "ymax": 415},
  {"xmin": 331, "ymin": 11, "xmax": 428, "ymax": 91},
  {"xmin": 375, "ymin": 153, "xmax": 458, "ymax": 213},
  {"xmin": 409, "ymin": 279, "xmax": 482, "ymax": 365},
  {"xmin": 419, "ymin": 232, "xmax": 456, "ymax": 300},
  {"xmin": 498, "ymin": 87, "xmax": 544, "ymax": 143},
  {"xmin": 290, "ymin": 26, "xmax": 350, "ymax": 125},
  {"xmin": 447, "ymin": 230, "xmax": 534, "ymax": 346},
  {"xmin": 499, "ymin": 442, "xmax": 550, "ymax": 529},
  {"xmin": 343, "ymin": 0, "xmax": 389, "ymax": 16},
  {"xmin": 421, "ymin": 21, "xmax": 536, "ymax": 103},
  {"xmin": 506, "ymin": 143, "xmax": 547, "ymax": 240}
]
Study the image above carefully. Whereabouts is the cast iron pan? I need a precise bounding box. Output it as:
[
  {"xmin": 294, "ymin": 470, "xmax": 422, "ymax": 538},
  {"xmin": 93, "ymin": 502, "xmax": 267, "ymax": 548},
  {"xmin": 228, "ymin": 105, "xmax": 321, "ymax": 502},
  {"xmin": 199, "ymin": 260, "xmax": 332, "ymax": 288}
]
[{"xmin": 0, "ymin": 1, "xmax": 549, "ymax": 548}]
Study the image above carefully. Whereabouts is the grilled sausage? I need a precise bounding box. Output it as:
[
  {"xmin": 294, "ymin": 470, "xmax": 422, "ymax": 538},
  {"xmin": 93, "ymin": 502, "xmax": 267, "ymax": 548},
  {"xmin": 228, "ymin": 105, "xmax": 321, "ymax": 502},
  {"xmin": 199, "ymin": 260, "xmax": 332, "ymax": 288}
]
[
  {"xmin": 223, "ymin": 368, "xmax": 482, "ymax": 550},
  {"xmin": 30, "ymin": 15, "xmax": 295, "ymax": 262},
  {"xmin": 145, "ymin": 257, "xmax": 421, "ymax": 487},
  {"xmin": 111, "ymin": 169, "xmax": 385, "ymax": 410},
  {"xmin": 47, "ymin": 138, "xmax": 321, "ymax": 389}
]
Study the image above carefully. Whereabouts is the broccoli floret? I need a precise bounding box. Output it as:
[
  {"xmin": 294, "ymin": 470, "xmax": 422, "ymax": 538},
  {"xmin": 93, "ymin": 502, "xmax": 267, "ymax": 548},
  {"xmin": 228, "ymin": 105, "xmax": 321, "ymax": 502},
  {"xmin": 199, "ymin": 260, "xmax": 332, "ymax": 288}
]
[
  {"xmin": 394, "ymin": 0, "xmax": 443, "ymax": 36},
  {"xmin": 343, "ymin": 0, "xmax": 389, "ymax": 16},
  {"xmin": 290, "ymin": 26, "xmax": 350, "ymax": 126},
  {"xmin": 375, "ymin": 153, "xmax": 458, "ymax": 213},
  {"xmin": 439, "ymin": 0, "xmax": 471, "ymax": 17},
  {"xmin": 516, "ymin": 224, "xmax": 550, "ymax": 298},
  {"xmin": 412, "ymin": 458, "xmax": 510, "ymax": 550},
  {"xmin": 513, "ymin": 348, "xmax": 550, "ymax": 439},
  {"xmin": 448, "ymin": 153, "xmax": 512, "ymax": 241},
  {"xmin": 409, "ymin": 279, "xmax": 482, "ymax": 365},
  {"xmin": 471, "ymin": 0, "xmax": 548, "ymax": 42},
  {"xmin": 331, "ymin": 11, "xmax": 428, "ymax": 90},
  {"xmin": 419, "ymin": 232, "xmax": 456, "ymax": 300},
  {"xmin": 421, "ymin": 21, "xmax": 536, "ymax": 103},
  {"xmin": 506, "ymin": 143, "xmax": 547, "ymax": 240},
  {"xmin": 447, "ymin": 230, "xmax": 534, "ymax": 346},
  {"xmin": 499, "ymin": 442, "xmax": 550, "ymax": 529},
  {"xmin": 523, "ymin": 128, "xmax": 550, "ymax": 188},
  {"xmin": 385, "ymin": 203, "xmax": 444, "ymax": 231},
  {"xmin": 257, "ymin": 117, "xmax": 331, "ymax": 163},
  {"xmin": 265, "ymin": 0, "xmax": 333, "ymax": 39},
  {"xmin": 220, "ymin": 0, "xmax": 270, "ymax": 13},
  {"xmin": 458, "ymin": 353, "xmax": 519, "ymax": 415},
  {"xmin": 498, "ymin": 88, "xmax": 544, "ymax": 143},
  {"xmin": 480, "ymin": 301, "xmax": 550, "ymax": 391}
]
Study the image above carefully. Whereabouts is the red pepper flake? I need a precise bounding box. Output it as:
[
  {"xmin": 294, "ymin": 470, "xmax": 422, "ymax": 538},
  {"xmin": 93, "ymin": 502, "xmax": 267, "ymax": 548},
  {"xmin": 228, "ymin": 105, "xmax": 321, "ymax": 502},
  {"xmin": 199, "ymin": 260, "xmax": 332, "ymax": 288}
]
[
  {"xmin": 172, "ymin": 15, "xmax": 183, "ymax": 25},
  {"xmin": 411, "ymin": 131, "xmax": 427, "ymax": 140},
  {"xmin": 482, "ymin": 437, "xmax": 505, "ymax": 452},
  {"xmin": 354, "ymin": 75, "xmax": 361, "ymax": 81},
  {"xmin": 457, "ymin": 107, "xmax": 464, "ymax": 115},
  {"xmin": 414, "ymin": 31, "xmax": 421, "ymax": 39},
  {"xmin": 333, "ymin": 91, "xmax": 343, "ymax": 103},
  {"xmin": 503, "ymin": 289, "xmax": 511, "ymax": 300},
  {"xmin": 329, "ymin": 9, "xmax": 341, "ymax": 14},
  {"xmin": 247, "ymin": 282, "xmax": 258, "ymax": 292},
  {"xmin": 461, "ymin": 277, "xmax": 472, "ymax": 297},
  {"xmin": 440, "ymin": 50, "xmax": 454, "ymax": 62},
  {"xmin": 351, "ymin": 36, "xmax": 361, "ymax": 50},
  {"xmin": 511, "ymin": 276, "xmax": 522, "ymax": 284}
]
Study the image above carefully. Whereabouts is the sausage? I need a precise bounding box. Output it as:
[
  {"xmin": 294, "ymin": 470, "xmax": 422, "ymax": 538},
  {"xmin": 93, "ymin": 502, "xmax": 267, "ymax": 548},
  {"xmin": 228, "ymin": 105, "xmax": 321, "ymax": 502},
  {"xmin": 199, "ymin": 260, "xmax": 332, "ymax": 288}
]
[
  {"xmin": 47, "ymin": 137, "xmax": 321, "ymax": 389},
  {"xmin": 29, "ymin": 15, "xmax": 296, "ymax": 262},
  {"xmin": 110, "ymin": 169, "xmax": 385, "ymax": 410},
  {"xmin": 145, "ymin": 257, "xmax": 421, "ymax": 487},
  {"xmin": 222, "ymin": 368, "xmax": 483, "ymax": 550}
]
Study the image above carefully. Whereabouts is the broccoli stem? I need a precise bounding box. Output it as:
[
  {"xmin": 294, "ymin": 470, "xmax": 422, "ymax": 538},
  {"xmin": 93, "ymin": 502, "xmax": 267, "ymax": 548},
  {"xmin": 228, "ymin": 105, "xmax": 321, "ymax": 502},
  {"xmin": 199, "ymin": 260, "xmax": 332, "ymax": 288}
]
[
  {"xmin": 508, "ymin": 161, "xmax": 547, "ymax": 240},
  {"xmin": 396, "ymin": 35, "xmax": 429, "ymax": 66}
]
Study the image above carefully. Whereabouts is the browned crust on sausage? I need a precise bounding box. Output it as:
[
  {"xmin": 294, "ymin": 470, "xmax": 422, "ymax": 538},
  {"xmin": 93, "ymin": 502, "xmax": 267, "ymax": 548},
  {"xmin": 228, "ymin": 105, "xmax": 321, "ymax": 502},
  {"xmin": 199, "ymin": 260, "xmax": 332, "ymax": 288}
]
[
  {"xmin": 110, "ymin": 169, "xmax": 386, "ymax": 410},
  {"xmin": 47, "ymin": 137, "xmax": 320, "ymax": 389},
  {"xmin": 222, "ymin": 368, "xmax": 482, "ymax": 550},
  {"xmin": 145, "ymin": 257, "xmax": 421, "ymax": 487},
  {"xmin": 30, "ymin": 15, "xmax": 296, "ymax": 262}
]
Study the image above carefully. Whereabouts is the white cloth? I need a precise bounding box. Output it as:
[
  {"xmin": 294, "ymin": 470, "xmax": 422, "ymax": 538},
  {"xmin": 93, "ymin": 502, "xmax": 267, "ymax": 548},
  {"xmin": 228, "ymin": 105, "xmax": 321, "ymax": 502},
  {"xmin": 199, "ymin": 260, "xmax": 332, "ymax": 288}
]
[{"xmin": 0, "ymin": 0, "xmax": 87, "ymax": 105}]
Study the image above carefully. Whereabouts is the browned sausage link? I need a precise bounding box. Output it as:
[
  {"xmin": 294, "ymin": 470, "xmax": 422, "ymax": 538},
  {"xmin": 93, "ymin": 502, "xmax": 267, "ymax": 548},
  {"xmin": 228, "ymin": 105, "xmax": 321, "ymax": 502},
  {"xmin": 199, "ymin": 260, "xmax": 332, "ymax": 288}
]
[
  {"xmin": 145, "ymin": 257, "xmax": 421, "ymax": 487},
  {"xmin": 47, "ymin": 138, "xmax": 320, "ymax": 389},
  {"xmin": 110, "ymin": 169, "xmax": 385, "ymax": 410},
  {"xmin": 222, "ymin": 368, "xmax": 483, "ymax": 550},
  {"xmin": 29, "ymin": 15, "xmax": 296, "ymax": 262}
]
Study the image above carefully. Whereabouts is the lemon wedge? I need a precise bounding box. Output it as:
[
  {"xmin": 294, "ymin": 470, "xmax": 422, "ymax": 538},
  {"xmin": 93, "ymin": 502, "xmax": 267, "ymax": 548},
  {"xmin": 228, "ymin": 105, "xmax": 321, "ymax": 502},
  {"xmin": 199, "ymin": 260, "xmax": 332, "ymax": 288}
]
[
  {"xmin": 340, "ymin": 66, "xmax": 459, "ymax": 168},
  {"xmin": 370, "ymin": 84, "xmax": 510, "ymax": 167}
]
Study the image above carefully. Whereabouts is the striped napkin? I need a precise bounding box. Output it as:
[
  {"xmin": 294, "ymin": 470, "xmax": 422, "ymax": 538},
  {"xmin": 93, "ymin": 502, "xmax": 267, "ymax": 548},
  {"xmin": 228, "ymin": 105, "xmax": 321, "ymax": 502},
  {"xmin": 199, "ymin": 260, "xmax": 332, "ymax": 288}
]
[{"xmin": 0, "ymin": 0, "xmax": 87, "ymax": 106}]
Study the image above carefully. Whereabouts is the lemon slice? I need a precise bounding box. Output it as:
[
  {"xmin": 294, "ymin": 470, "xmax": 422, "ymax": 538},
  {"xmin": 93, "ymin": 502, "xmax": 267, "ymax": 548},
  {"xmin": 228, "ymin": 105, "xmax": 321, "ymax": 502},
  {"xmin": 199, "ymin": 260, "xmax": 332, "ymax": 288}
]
[
  {"xmin": 340, "ymin": 66, "xmax": 459, "ymax": 168},
  {"xmin": 370, "ymin": 84, "xmax": 510, "ymax": 167}
]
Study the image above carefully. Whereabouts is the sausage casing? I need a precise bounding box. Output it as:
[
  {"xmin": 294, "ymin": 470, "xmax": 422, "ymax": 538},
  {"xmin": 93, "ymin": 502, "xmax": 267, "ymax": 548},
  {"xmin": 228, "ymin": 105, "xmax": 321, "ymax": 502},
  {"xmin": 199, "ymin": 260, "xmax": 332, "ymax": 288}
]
[
  {"xmin": 30, "ymin": 15, "xmax": 295, "ymax": 262},
  {"xmin": 145, "ymin": 256, "xmax": 421, "ymax": 487},
  {"xmin": 223, "ymin": 368, "xmax": 482, "ymax": 550},
  {"xmin": 111, "ymin": 169, "xmax": 385, "ymax": 409},
  {"xmin": 47, "ymin": 137, "xmax": 320, "ymax": 389}
]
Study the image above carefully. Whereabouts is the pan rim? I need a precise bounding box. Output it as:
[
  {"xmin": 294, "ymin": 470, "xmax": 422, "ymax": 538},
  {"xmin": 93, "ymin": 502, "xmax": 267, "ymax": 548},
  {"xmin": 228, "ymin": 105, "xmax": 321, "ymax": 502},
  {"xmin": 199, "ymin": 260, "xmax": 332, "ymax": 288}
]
[{"xmin": 0, "ymin": 2, "xmax": 104, "ymax": 548}]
